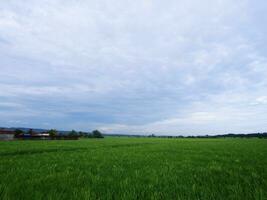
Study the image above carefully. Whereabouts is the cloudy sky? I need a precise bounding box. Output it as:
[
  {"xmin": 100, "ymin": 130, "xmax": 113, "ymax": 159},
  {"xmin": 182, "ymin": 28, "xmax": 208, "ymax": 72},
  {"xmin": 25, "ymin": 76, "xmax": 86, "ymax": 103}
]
[{"xmin": 0, "ymin": 0, "xmax": 267, "ymax": 135}]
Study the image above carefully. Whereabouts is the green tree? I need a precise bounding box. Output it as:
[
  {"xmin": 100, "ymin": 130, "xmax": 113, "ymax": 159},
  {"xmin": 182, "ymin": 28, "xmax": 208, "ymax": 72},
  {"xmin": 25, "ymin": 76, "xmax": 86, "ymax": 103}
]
[
  {"xmin": 48, "ymin": 129, "xmax": 57, "ymax": 137},
  {"xmin": 92, "ymin": 130, "xmax": 104, "ymax": 138},
  {"xmin": 28, "ymin": 129, "xmax": 34, "ymax": 136},
  {"xmin": 14, "ymin": 129, "xmax": 23, "ymax": 137},
  {"xmin": 69, "ymin": 130, "xmax": 77, "ymax": 136}
]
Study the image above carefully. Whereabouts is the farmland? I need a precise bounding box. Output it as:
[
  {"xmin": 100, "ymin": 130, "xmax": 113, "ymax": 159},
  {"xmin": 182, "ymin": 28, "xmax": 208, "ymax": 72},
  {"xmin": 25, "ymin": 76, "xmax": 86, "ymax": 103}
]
[{"xmin": 0, "ymin": 138, "xmax": 266, "ymax": 200}]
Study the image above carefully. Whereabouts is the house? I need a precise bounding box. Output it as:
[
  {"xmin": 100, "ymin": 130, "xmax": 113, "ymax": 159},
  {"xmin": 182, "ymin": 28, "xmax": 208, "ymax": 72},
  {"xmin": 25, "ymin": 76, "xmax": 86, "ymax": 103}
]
[
  {"xmin": 15, "ymin": 131, "xmax": 50, "ymax": 140},
  {"xmin": 15, "ymin": 131, "xmax": 79, "ymax": 140},
  {"xmin": 0, "ymin": 130, "xmax": 15, "ymax": 140},
  {"xmin": 30, "ymin": 132, "xmax": 50, "ymax": 140},
  {"xmin": 0, "ymin": 128, "xmax": 80, "ymax": 140}
]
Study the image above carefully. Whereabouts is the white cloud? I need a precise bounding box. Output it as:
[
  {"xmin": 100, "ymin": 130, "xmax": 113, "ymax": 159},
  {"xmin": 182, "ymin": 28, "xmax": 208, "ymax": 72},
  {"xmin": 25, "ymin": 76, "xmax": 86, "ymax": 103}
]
[
  {"xmin": 0, "ymin": 0, "xmax": 267, "ymax": 134},
  {"xmin": 254, "ymin": 96, "xmax": 267, "ymax": 105}
]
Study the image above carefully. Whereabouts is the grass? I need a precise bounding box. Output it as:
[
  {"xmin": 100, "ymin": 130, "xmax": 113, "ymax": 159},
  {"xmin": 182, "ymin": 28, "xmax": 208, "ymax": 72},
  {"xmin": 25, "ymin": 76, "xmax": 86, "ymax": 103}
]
[{"xmin": 0, "ymin": 137, "xmax": 266, "ymax": 200}]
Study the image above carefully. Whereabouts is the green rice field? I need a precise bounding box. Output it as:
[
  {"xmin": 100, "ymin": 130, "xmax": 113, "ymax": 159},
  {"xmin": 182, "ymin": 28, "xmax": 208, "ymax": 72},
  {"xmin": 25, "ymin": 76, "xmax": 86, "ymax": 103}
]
[{"xmin": 0, "ymin": 137, "xmax": 266, "ymax": 200}]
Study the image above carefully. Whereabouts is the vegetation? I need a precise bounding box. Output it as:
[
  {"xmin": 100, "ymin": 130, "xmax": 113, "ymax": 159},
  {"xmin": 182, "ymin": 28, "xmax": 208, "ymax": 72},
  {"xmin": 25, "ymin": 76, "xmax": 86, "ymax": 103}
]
[
  {"xmin": 0, "ymin": 138, "xmax": 266, "ymax": 199},
  {"xmin": 91, "ymin": 130, "xmax": 104, "ymax": 138},
  {"xmin": 27, "ymin": 129, "xmax": 34, "ymax": 135},
  {"xmin": 81, "ymin": 129, "xmax": 104, "ymax": 138},
  {"xmin": 48, "ymin": 129, "xmax": 57, "ymax": 137},
  {"xmin": 68, "ymin": 129, "xmax": 78, "ymax": 136},
  {"xmin": 114, "ymin": 132, "xmax": 267, "ymax": 139},
  {"xmin": 14, "ymin": 129, "xmax": 24, "ymax": 137}
]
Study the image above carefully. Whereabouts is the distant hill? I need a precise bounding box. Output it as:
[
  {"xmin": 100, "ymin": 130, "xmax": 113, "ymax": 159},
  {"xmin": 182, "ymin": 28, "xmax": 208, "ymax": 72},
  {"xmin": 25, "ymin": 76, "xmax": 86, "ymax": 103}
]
[{"xmin": 1, "ymin": 127, "xmax": 266, "ymax": 138}]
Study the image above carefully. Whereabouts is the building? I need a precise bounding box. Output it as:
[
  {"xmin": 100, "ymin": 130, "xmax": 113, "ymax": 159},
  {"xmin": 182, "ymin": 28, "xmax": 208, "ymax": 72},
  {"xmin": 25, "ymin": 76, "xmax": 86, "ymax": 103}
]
[
  {"xmin": 15, "ymin": 132, "xmax": 79, "ymax": 140},
  {"xmin": 0, "ymin": 129, "xmax": 80, "ymax": 140},
  {"xmin": 0, "ymin": 130, "xmax": 15, "ymax": 140}
]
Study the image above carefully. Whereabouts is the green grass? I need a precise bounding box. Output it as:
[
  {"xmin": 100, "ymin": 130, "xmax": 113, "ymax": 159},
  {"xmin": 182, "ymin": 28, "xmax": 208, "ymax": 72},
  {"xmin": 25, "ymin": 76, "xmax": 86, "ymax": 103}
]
[{"xmin": 0, "ymin": 138, "xmax": 266, "ymax": 200}]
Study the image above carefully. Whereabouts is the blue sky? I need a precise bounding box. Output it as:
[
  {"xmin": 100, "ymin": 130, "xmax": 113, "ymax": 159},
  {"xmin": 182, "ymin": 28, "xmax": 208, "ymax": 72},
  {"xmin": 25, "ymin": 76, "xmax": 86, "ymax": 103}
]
[{"xmin": 0, "ymin": 0, "xmax": 267, "ymax": 135}]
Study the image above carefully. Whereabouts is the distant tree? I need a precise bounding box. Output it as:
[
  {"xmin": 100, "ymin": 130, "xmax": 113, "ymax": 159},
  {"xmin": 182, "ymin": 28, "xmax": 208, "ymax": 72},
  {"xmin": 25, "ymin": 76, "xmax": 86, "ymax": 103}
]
[
  {"xmin": 48, "ymin": 129, "xmax": 57, "ymax": 137},
  {"xmin": 86, "ymin": 133, "xmax": 93, "ymax": 138},
  {"xmin": 69, "ymin": 130, "xmax": 78, "ymax": 136},
  {"xmin": 92, "ymin": 130, "xmax": 104, "ymax": 138},
  {"xmin": 148, "ymin": 134, "xmax": 156, "ymax": 137},
  {"xmin": 78, "ymin": 131, "xmax": 88, "ymax": 137},
  {"xmin": 28, "ymin": 129, "xmax": 34, "ymax": 136},
  {"xmin": 14, "ymin": 129, "xmax": 23, "ymax": 137}
]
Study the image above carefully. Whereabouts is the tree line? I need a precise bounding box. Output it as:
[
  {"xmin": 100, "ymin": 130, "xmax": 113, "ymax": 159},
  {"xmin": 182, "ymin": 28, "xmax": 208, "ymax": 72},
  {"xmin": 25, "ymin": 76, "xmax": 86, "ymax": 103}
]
[
  {"xmin": 147, "ymin": 132, "xmax": 267, "ymax": 139},
  {"xmin": 14, "ymin": 129, "xmax": 104, "ymax": 138}
]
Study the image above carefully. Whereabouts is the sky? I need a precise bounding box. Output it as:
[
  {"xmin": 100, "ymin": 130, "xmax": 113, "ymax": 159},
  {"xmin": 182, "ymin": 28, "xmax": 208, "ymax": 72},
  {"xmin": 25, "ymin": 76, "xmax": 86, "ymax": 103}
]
[{"xmin": 0, "ymin": 0, "xmax": 267, "ymax": 135}]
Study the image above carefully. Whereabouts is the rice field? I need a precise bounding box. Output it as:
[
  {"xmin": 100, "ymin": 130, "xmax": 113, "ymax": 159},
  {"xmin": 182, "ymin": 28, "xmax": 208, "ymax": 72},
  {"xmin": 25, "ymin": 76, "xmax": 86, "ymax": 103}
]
[{"xmin": 0, "ymin": 137, "xmax": 266, "ymax": 200}]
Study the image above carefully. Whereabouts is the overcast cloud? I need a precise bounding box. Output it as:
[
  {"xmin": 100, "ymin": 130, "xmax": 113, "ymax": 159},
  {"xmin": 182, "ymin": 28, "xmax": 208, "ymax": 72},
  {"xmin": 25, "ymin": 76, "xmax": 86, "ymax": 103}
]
[{"xmin": 0, "ymin": 0, "xmax": 267, "ymax": 135}]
